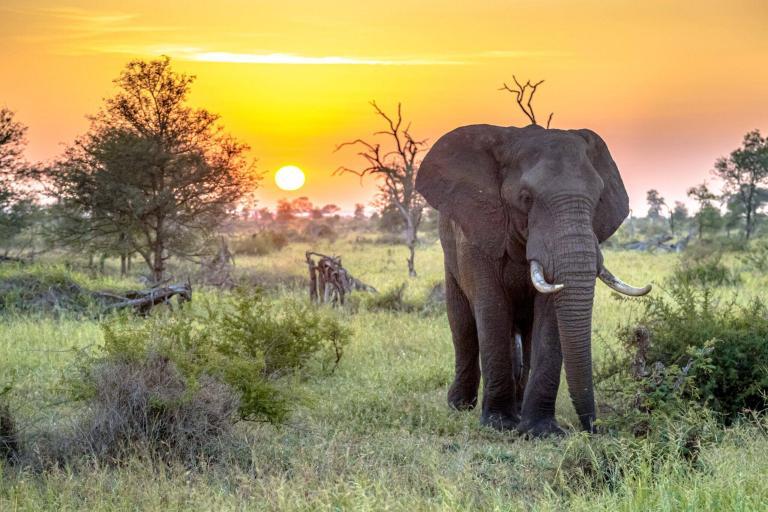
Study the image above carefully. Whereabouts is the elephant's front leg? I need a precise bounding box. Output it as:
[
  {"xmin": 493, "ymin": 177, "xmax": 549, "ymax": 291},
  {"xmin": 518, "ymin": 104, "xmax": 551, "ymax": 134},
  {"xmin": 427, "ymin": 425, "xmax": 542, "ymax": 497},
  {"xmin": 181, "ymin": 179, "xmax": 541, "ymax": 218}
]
[
  {"xmin": 475, "ymin": 291, "xmax": 519, "ymax": 430},
  {"xmin": 519, "ymin": 293, "xmax": 566, "ymax": 436}
]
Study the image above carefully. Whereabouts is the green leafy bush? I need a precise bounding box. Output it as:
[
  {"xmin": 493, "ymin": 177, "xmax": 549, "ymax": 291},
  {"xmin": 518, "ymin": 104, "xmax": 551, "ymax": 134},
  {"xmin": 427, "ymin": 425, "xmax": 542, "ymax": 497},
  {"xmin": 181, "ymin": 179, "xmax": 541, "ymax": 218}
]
[
  {"xmin": 669, "ymin": 252, "xmax": 740, "ymax": 288},
  {"xmin": 90, "ymin": 291, "xmax": 351, "ymax": 423},
  {"xmin": 738, "ymin": 239, "xmax": 768, "ymax": 272},
  {"xmin": 600, "ymin": 275, "xmax": 768, "ymax": 426}
]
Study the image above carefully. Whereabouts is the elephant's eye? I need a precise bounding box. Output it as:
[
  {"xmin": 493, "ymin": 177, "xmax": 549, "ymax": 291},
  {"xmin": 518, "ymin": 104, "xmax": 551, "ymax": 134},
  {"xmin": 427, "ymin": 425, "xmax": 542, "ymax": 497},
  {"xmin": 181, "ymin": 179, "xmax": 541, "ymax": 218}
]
[{"xmin": 519, "ymin": 190, "xmax": 533, "ymax": 211}]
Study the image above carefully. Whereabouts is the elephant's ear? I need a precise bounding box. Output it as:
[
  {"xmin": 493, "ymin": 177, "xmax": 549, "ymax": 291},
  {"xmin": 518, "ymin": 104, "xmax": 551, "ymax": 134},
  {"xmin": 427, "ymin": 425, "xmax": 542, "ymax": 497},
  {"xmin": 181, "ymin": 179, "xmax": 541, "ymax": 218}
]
[
  {"xmin": 416, "ymin": 125, "xmax": 508, "ymax": 259},
  {"xmin": 573, "ymin": 129, "xmax": 630, "ymax": 243}
]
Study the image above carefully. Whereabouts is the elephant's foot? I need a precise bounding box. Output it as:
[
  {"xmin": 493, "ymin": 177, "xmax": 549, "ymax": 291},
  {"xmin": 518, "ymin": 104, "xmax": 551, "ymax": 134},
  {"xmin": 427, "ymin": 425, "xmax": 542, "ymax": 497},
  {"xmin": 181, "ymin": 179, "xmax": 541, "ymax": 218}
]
[
  {"xmin": 518, "ymin": 417, "xmax": 566, "ymax": 438},
  {"xmin": 447, "ymin": 382, "xmax": 477, "ymax": 411},
  {"xmin": 480, "ymin": 411, "xmax": 520, "ymax": 431}
]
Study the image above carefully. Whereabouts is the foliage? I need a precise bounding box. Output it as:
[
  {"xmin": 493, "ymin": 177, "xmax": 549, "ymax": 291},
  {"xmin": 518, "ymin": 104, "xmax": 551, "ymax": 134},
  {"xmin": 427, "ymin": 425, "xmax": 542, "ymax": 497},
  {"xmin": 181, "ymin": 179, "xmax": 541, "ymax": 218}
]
[
  {"xmin": 669, "ymin": 251, "xmax": 740, "ymax": 288},
  {"xmin": 87, "ymin": 290, "xmax": 351, "ymax": 423},
  {"xmin": 738, "ymin": 238, "xmax": 768, "ymax": 271},
  {"xmin": 713, "ymin": 129, "xmax": 768, "ymax": 240},
  {"xmin": 601, "ymin": 272, "xmax": 768, "ymax": 424},
  {"xmin": 0, "ymin": 265, "xmax": 108, "ymax": 316},
  {"xmin": 231, "ymin": 230, "xmax": 288, "ymax": 256}
]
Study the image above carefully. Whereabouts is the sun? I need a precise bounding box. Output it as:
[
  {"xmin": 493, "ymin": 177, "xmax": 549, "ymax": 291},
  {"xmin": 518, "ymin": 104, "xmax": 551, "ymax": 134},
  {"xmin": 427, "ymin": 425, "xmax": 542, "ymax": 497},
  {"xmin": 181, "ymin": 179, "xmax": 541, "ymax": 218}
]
[{"xmin": 275, "ymin": 165, "xmax": 305, "ymax": 191}]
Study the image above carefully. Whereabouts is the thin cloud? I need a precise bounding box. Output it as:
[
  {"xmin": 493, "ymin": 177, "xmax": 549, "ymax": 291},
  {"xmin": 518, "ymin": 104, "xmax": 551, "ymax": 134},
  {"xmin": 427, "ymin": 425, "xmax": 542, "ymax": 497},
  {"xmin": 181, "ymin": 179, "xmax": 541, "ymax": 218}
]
[{"xmin": 189, "ymin": 51, "xmax": 465, "ymax": 66}]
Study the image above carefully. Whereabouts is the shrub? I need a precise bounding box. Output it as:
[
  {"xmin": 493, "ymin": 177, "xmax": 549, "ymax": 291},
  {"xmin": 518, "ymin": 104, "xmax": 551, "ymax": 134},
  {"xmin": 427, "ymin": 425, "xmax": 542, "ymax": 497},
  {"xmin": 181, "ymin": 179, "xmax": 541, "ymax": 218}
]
[
  {"xmin": 231, "ymin": 230, "xmax": 288, "ymax": 256},
  {"xmin": 88, "ymin": 290, "xmax": 351, "ymax": 423},
  {"xmin": 738, "ymin": 239, "xmax": 768, "ymax": 272},
  {"xmin": 669, "ymin": 252, "xmax": 740, "ymax": 288},
  {"xmin": 600, "ymin": 277, "xmax": 768, "ymax": 425},
  {"xmin": 0, "ymin": 266, "xmax": 98, "ymax": 315},
  {"xmin": 65, "ymin": 351, "xmax": 240, "ymax": 465}
]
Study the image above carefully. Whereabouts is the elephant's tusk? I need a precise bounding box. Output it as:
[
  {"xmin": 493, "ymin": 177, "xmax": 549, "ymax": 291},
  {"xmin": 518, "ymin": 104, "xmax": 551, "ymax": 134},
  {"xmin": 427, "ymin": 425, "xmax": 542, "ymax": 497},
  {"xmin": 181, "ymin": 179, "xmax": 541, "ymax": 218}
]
[
  {"xmin": 598, "ymin": 266, "xmax": 652, "ymax": 296},
  {"xmin": 529, "ymin": 260, "xmax": 564, "ymax": 294}
]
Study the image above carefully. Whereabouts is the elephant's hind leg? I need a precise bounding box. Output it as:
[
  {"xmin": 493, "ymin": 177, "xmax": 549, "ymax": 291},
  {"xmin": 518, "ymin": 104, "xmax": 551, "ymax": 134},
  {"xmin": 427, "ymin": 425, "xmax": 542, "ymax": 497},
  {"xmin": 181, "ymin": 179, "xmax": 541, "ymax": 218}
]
[{"xmin": 445, "ymin": 271, "xmax": 480, "ymax": 410}]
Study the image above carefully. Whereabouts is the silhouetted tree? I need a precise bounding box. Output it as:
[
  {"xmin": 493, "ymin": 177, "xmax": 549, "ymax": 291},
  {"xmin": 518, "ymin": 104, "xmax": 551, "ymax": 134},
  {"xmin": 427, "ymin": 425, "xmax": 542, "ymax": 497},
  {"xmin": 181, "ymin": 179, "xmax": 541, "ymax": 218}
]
[
  {"xmin": 276, "ymin": 199, "xmax": 295, "ymax": 221},
  {"xmin": 353, "ymin": 203, "xmax": 366, "ymax": 220},
  {"xmin": 48, "ymin": 57, "xmax": 257, "ymax": 282},
  {"xmin": 0, "ymin": 108, "xmax": 40, "ymax": 254},
  {"xmin": 713, "ymin": 129, "xmax": 768, "ymax": 240},
  {"xmin": 257, "ymin": 207, "xmax": 274, "ymax": 223},
  {"xmin": 336, "ymin": 102, "xmax": 427, "ymax": 276}
]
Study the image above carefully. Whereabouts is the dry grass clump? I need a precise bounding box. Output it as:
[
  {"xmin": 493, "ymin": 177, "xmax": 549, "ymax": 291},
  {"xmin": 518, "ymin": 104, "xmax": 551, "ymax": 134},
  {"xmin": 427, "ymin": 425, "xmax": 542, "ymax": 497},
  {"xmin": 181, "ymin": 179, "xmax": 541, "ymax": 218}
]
[{"xmin": 70, "ymin": 352, "xmax": 239, "ymax": 464}]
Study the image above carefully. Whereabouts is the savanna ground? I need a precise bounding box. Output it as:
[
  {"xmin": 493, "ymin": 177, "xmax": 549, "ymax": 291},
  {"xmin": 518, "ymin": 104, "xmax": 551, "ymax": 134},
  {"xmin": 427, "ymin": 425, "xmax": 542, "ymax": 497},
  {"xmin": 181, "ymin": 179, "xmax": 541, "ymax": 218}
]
[{"xmin": 1, "ymin": 233, "xmax": 767, "ymax": 511}]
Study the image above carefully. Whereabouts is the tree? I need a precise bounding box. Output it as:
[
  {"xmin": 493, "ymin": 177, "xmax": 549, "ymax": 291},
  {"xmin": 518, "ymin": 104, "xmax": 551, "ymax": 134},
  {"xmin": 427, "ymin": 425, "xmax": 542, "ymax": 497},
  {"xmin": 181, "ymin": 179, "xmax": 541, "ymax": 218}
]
[
  {"xmin": 646, "ymin": 189, "xmax": 665, "ymax": 220},
  {"xmin": 257, "ymin": 207, "xmax": 274, "ymax": 223},
  {"xmin": 353, "ymin": 203, "xmax": 366, "ymax": 220},
  {"xmin": 49, "ymin": 57, "xmax": 257, "ymax": 282},
  {"xmin": 0, "ymin": 108, "xmax": 27, "ymax": 176},
  {"xmin": 671, "ymin": 201, "xmax": 689, "ymax": 234},
  {"xmin": 0, "ymin": 108, "xmax": 40, "ymax": 254},
  {"xmin": 688, "ymin": 183, "xmax": 721, "ymax": 240},
  {"xmin": 712, "ymin": 129, "xmax": 768, "ymax": 240},
  {"xmin": 336, "ymin": 102, "xmax": 427, "ymax": 276}
]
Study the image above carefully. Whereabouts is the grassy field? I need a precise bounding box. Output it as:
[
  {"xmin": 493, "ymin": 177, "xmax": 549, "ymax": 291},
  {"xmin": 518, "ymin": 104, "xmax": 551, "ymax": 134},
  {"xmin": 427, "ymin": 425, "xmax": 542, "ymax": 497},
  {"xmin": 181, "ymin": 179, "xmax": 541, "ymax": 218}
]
[{"xmin": 0, "ymin": 236, "xmax": 766, "ymax": 511}]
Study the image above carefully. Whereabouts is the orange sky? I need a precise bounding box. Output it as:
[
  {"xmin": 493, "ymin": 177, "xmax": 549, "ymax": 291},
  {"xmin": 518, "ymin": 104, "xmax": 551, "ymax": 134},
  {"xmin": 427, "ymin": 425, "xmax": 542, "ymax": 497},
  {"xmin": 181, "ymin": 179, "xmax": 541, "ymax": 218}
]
[{"xmin": 1, "ymin": 0, "xmax": 767, "ymax": 213}]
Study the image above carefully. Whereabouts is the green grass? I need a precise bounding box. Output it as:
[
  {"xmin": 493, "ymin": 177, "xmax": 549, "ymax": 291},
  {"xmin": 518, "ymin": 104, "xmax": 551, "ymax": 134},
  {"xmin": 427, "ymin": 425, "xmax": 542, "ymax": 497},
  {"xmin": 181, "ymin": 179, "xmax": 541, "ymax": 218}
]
[{"xmin": 0, "ymin": 236, "xmax": 766, "ymax": 510}]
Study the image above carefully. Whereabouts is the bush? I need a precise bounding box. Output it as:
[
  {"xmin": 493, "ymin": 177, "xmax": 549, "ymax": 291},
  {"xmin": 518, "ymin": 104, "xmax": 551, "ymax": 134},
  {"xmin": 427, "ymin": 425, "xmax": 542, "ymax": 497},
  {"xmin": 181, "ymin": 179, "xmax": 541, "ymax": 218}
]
[
  {"xmin": 0, "ymin": 266, "xmax": 99, "ymax": 316},
  {"xmin": 231, "ymin": 230, "xmax": 288, "ymax": 256},
  {"xmin": 669, "ymin": 252, "xmax": 740, "ymax": 288},
  {"xmin": 89, "ymin": 290, "xmax": 350, "ymax": 423},
  {"xmin": 738, "ymin": 239, "xmax": 768, "ymax": 272},
  {"xmin": 64, "ymin": 352, "xmax": 240, "ymax": 465},
  {"xmin": 599, "ymin": 276, "xmax": 768, "ymax": 425}
]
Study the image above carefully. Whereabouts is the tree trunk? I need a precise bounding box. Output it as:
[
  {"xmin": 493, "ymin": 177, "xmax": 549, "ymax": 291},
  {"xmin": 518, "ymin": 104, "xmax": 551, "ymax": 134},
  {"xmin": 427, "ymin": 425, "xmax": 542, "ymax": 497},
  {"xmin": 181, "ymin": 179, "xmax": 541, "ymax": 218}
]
[
  {"xmin": 405, "ymin": 221, "xmax": 417, "ymax": 277},
  {"xmin": 120, "ymin": 253, "xmax": 127, "ymax": 277}
]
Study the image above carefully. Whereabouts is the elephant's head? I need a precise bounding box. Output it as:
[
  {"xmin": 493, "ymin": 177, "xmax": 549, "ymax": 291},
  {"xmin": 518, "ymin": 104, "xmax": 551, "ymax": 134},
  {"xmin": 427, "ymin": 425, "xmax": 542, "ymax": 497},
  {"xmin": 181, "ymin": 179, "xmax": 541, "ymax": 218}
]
[{"xmin": 415, "ymin": 124, "xmax": 650, "ymax": 432}]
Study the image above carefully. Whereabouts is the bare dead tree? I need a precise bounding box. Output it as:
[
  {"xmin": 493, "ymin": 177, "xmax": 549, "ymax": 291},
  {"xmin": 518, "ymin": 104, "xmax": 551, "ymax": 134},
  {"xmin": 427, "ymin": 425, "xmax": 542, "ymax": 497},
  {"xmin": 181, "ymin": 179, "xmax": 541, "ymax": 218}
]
[
  {"xmin": 335, "ymin": 102, "xmax": 427, "ymax": 276},
  {"xmin": 499, "ymin": 76, "xmax": 553, "ymax": 128}
]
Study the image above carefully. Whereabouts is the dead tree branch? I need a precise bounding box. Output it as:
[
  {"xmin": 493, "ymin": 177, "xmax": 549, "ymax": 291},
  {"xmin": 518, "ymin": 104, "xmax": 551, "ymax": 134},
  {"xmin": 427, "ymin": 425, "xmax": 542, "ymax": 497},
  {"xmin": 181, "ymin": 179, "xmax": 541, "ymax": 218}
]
[
  {"xmin": 499, "ymin": 75, "xmax": 553, "ymax": 128},
  {"xmin": 98, "ymin": 282, "xmax": 192, "ymax": 315}
]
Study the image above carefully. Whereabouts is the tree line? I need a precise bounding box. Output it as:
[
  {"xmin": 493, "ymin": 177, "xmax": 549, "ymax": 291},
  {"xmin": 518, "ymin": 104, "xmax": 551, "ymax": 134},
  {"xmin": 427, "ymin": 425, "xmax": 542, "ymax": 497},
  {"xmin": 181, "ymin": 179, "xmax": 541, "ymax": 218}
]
[
  {"xmin": 1, "ymin": 60, "xmax": 767, "ymax": 280},
  {"xmin": 644, "ymin": 130, "xmax": 768, "ymax": 242}
]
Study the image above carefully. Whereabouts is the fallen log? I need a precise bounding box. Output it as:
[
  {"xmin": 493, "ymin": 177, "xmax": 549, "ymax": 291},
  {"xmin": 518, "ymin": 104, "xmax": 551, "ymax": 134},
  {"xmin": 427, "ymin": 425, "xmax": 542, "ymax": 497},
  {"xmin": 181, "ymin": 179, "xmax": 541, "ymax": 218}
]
[{"xmin": 98, "ymin": 282, "xmax": 192, "ymax": 315}]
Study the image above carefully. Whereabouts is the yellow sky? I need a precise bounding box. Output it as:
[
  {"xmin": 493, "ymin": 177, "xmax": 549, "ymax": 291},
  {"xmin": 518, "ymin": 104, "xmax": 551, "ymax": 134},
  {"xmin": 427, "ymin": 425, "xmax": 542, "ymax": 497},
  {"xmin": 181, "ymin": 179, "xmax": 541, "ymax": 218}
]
[{"xmin": 1, "ymin": 0, "xmax": 767, "ymax": 213}]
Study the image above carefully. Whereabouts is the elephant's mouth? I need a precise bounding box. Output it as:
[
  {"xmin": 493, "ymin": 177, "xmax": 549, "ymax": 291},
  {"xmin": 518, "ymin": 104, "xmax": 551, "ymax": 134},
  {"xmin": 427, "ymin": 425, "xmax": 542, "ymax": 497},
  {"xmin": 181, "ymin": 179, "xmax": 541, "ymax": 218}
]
[{"xmin": 529, "ymin": 259, "xmax": 651, "ymax": 296}]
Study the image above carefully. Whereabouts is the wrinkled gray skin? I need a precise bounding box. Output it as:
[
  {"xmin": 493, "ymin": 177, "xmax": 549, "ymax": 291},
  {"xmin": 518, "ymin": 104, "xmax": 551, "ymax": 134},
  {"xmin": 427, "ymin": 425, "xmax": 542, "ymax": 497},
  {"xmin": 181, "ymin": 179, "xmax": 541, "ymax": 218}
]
[{"xmin": 415, "ymin": 124, "xmax": 630, "ymax": 435}]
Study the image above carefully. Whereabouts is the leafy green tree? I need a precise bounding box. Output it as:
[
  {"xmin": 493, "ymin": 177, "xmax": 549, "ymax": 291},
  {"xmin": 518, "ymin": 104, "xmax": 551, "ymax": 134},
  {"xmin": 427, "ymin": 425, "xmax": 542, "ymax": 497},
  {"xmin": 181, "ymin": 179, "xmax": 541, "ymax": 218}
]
[
  {"xmin": 646, "ymin": 189, "xmax": 666, "ymax": 221},
  {"xmin": 0, "ymin": 108, "xmax": 40, "ymax": 255},
  {"xmin": 49, "ymin": 57, "xmax": 257, "ymax": 282},
  {"xmin": 713, "ymin": 130, "xmax": 768, "ymax": 240},
  {"xmin": 671, "ymin": 201, "xmax": 689, "ymax": 234},
  {"xmin": 688, "ymin": 183, "xmax": 722, "ymax": 240}
]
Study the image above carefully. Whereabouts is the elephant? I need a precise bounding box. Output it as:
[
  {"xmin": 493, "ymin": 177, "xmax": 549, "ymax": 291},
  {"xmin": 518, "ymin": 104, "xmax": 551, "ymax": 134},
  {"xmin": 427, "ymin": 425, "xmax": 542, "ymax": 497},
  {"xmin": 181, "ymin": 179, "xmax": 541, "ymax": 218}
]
[{"xmin": 415, "ymin": 124, "xmax": 651, "ymax": 436}]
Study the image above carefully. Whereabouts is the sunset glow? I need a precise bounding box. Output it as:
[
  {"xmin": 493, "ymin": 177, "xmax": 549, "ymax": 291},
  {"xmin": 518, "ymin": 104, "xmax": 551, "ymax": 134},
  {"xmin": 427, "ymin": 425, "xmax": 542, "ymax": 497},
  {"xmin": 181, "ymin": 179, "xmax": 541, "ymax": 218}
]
[{"xmin": 1, "ymin": 1, "xmax": 766, "ymax": 212}]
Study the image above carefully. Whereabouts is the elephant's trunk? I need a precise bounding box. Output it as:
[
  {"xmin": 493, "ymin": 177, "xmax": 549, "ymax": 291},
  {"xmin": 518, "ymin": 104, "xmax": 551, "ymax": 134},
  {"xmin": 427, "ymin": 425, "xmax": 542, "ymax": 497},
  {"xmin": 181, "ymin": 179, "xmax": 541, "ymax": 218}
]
[{"xmin": 550, "ymin": 197, "xmax": 598, "ymax": 432}]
